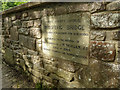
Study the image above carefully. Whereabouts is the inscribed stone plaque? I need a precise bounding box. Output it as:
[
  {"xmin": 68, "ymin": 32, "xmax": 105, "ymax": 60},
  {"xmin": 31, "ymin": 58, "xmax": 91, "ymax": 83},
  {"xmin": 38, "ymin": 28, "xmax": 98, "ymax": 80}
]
[{"xmin": 42, "ymin": 12, "xmax": 90, "ymax": 65}]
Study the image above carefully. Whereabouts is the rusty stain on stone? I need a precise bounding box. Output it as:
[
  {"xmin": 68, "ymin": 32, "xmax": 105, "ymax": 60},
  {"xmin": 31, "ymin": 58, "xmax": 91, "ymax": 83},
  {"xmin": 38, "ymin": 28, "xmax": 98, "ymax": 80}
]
[{"xmin": 90, "ymin": 41, "xmax": 115, "ymax": 61}]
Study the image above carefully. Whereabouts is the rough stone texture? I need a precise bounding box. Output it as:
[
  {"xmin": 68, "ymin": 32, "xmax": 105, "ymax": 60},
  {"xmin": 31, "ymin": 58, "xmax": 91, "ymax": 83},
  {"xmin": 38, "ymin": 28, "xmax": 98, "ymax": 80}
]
[
  {"xmin": 112, "ymin": 30, "xmax": 120, "ymax": 40},
  {"xmin": 36, "ymin": 39, "xmax": 42, "ymax": 51},
  {"xmin": 90, "ymin": 41, "xmax": 115, "ymax": 61},
  {"xmin": 22, "ymin": 12, "xmax": 28, "ymax": 18},
  {"xmin": 34, "ymin": 19, "xmax": 41, "ymax": 28},
  {"xmin": 57, "ymin": 59, "xmax": 80, "ymax": 73},
  {"xmin": 19, "ymin": 35, "xmax": 28, "ymax": 47},
  {"xmin": 30, "ymin": 28, "xmax": 41, "ymax": 38},
  {"xmin": 91, "ymin": 12, "xmax": 120, "ymax": 28},
  {"xmin": 12, "ymin": 20, "xmax": 21, "ymax": 28},
  {"xmin": 18, "ymin": 28, "xmax": 29, "ymax": 35},
  {"xmin": 4, "ymin": 48, "xmax": 15, "ymax": 65},
  {"xmin": 90, "ymin": 31, "xmax": 106, "ymax": 41},
  {"xmin": 10, "ymin": 26, "xmax": 19, "ymax": 41},
  {"xmin": 11, "ymin": 15, "xmax": 16, "ymax": 21},
  {"xmin": 106, "ymin": 0, "xmax": 120, "ymax": 10},
  {"xmin": 22, "ymin": 21, "xmax": 33, "ymax": 28},
  {"xmin": 89, "ymin": 59, "xmax": 119, "ymax": 88},
  {"xmin": 2, "ymin": 2, "xmax": 120, "ymax": 88},
  {"xmin": 29, "ymin": 10, "xmax": 42, "ymax": 20},
  {"xmin": 27, "ymin": 37, "xmax": 36, "ymax": 50}
]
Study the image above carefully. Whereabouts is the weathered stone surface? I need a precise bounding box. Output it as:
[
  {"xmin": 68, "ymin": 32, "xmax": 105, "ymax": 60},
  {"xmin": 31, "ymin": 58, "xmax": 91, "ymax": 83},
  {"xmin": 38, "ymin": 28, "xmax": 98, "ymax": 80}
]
[
  {"xmin": 42, "ymin": 80, "xmax": 54, "ymax": 88},
  {"xmin": 22, "ymin": 12, "xmax": 28, "ymax": 18},
  {"xmin": 11, "ymin": 15, "xmax": 16, "ymax": 21},
  {"xmin": 4, "ymin": 48, "xmax": 15, "ymax": 65},
  {"xmin": 55, "ymin": 68, "xmax": 75, "ymax": 82},
  {"xmin": 89, "ymin": 59, "xmax": 119, "ymax": 88},
  {"xmin": 34, "ymin": 19, "xmax": 41, "ymax": 28},
  {"xmin": 36, "ymin": 39, "xmax": 42, "ymax": 51},
  {"xmin": 29, "ymin": 10, "xmax": 42, "ymax": 19},
  {"xmin": 91, "ymin": 12, "xmax": 120, "ymax": 28},
  {"xmin": 22, "ymin": 21, "xmax": 33, "ymax": 28},
  {"xmin": 57, "ymin": 59, "xmax": 80, "ymax": 73},
  {"xmin": 31, "ymin": 70, "xmax": 43, "ymax": 78},
  {"xmin": 18, "ymin": 28, "xmax": 29, "ymax": 35},
  {"xmin": 42, "ymin": 8, "xmax": 55, "ymax": 16},
  {"xmin": 67, "ymin": 2, "xmax": 105, "ymax": 13},
  {"xmin": 27, "ymin": 49, "xmax": 38, "ymax": 55},
  {"xmin": 12, "ymin": 20, "xmax": 21, "ymax": 28},
  {"xmin": 90, "ymin": 41, "xmax": 115, "ymax": 61},
  {"xmin": 19, "ymin": 35, "xmax": 28, "ymax": 47},
  {"xmin": 30, "ymin": 28, "xmax": 41, "ymax": 38},
  {"xmin": 31, "ymin": 75, "xmax": 41, "ymax": 84},
  {"xmin": 10, "ymin": 26, "xmax": 19, "ymax": 41},
  {"xmin": 16, "ymin": 58, "xmax": 26, "ymax": 71},
  {"xmin": 112, "ymin": 30, "xmax": 120, "ymax": 40},
  {"xmin": 106, "ymin": 0, "xmax": 120, "ymax": 10},
  {"xmin": 27, "ymin": 37, "xmax": 36, "ymax": 50},
  {"xmin": 106, "ymin": 31, "xmax": 113, "ymax": 41},
  {"xmin": 4, "ymin": 17, "xmax": 12, "ymax": 29},
  {"xmin": 90, "ymin": 31, "xmax": 106, "ymax": 41}
]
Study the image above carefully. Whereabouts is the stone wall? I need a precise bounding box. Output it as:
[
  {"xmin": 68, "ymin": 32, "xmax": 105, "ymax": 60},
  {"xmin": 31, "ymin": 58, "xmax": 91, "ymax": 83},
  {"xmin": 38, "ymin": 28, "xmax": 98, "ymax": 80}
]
[{"xmin": 1, "ymin": 1, "xmax": 120, "ymax": 88}]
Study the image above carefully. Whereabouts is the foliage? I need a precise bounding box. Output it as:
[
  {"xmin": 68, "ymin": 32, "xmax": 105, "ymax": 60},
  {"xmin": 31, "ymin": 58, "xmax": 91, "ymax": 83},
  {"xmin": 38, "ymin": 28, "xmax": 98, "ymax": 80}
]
[{"xmin": 0, "ymin": 0, "xmax": 30, "ymax": 11}]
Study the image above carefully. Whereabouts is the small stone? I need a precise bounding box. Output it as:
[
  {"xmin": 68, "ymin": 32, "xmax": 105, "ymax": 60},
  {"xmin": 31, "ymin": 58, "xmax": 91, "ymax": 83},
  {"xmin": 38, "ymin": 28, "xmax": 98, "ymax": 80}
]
[
  {"xmin": 90, "ymin": 31, "xmax": 106, "ymax": 41},
  {"xmin": 11, "ymin": 15, "xmax": 16, "ymax": 21},
  {"xmin": 34, "ymin": 19, "xmax": 41, "ymax": 28},
  {"xmin": 112, "ymin": 31, "xmax": 120, "ymax": 40},
  {"xmin": 22, "ymin": 12, "xmax": 28, "ymax": 18}
]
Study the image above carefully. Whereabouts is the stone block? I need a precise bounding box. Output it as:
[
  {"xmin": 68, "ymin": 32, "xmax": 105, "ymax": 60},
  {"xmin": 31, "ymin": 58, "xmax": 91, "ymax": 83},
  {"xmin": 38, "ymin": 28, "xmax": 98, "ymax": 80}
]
[
  {"xmin": 29, "ymin": 10, "xmax": 42, "ymax": 19},
  {"xmin": 18, "ymin": 28, "xmax": 29, "ymax": 35},
  {"xmin": 91, "ymin": 12, "xmax": 120, "ymax": 28},
  {"xmin": 4, "ymin": 48, "xmax": 15, "ymax": 65},
  {"xmin": 42, "ymin": 8, "xmax": 55, "ymax": 16},
  {"xmin": 11, "ymin": 15, "xmax": 16, "ymax": 21},
  {"xmin": 30, "ymin": 28, "xmax": 41, "ymax": 38},
  {"xmin": 57, "ymin": 59, "xmax": 80, "ymax": 73},
  {"xmin": 67, "ymin": 2, "xmax": 105, "ymax": 13},
  {"xmin": 22, "ymin": 12, "xmax": 28, "ymax": 18},
  {"xmin": 112, "ymin": 30, "xmax": 120, "ymax": 40},
  {"xmin": 54, "ymin": 6, "xmax": 67, "ymax": 15},
  {"xmin": 34, "ymin": 19, "xmax": 41, "ymax": 28},
  {"xmin": 19, "ymin": 35, "xmax": 28, "ymax": 47},
  {"xmin": 90, "ymin": 41, "xmax": 115, "ymax": 61},
  {"xmin": 12, "ymin": 20, "xmax": 21, "ymax": 28},
  {"xmin": 22, "ymin": 21, "xmax": 33, "ymax": 28},
  {"xmin": 36, "ymin": 43, "xmax": 42, "ymax": 52},
  {"xmin": 55, "ymin": 68, "xmax": 75, "ymax": 82},
  {"xmin": 90, "ymin": 31, "xmax": 106, "ymax": 41},
  {"xmin": 10, "ymin": 26, "xmax": 19, "ymax": 41},
  {"xmin": 106, "ymin": 0, "xmax": 120, "ymax": 10},
  {"xmin": 36, "ymin": 39, "xmax": 42, "ymax": 51},
  {"xmin": 4, "ymin": 17, "xmax": 12, "ymax": 29},
  {"xmin": 27, "ymin": 37, "xmax": 36, "ymax": 50}
]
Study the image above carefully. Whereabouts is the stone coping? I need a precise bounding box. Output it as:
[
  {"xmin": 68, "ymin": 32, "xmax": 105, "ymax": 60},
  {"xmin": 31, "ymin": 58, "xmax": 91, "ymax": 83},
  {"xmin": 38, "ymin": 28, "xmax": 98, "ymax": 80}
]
[{"xmin": 0, "ymin": 2, "xmax": 51, "ymax": 15}]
